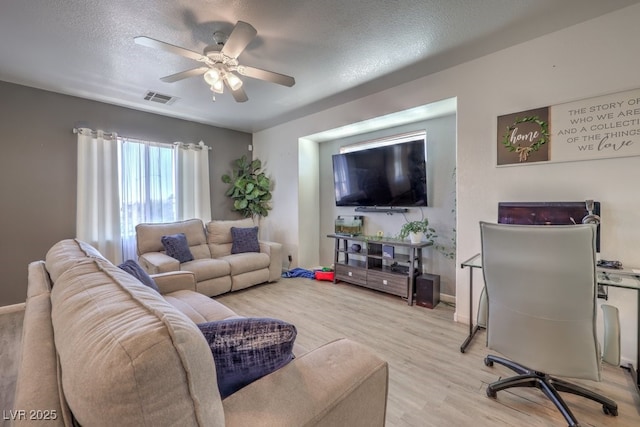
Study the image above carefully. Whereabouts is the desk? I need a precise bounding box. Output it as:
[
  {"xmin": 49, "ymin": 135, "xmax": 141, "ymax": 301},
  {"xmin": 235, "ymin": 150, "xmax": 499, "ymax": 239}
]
[
  {"xmin": 459, "ymin": 254, "xmax": 484, "ymax": 353},
  {"xmin": 460, "ymin": 253, "xmax": 640, "ymax": 398}
]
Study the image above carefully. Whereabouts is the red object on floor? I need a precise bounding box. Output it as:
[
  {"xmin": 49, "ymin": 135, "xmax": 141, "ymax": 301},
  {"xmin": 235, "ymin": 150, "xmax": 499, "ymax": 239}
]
[{"xmin": 314, "ymin": 271, "xmax": 334, "ymax": 281}]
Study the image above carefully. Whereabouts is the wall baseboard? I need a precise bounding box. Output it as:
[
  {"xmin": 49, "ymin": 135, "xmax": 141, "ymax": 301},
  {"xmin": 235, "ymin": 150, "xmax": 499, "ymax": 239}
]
[{"xmin": 440, "ymin": 293, "xmax": 455, "ymax": 305}]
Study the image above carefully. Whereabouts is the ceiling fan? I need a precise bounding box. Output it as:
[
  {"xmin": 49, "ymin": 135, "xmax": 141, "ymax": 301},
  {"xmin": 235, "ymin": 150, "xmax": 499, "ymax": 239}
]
[{"xmin": 134, "ymin": 21, "xmax": 295, "ymax": 103}]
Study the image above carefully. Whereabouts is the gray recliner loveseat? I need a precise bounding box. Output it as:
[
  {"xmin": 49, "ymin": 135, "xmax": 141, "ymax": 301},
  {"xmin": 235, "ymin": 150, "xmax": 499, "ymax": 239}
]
[{"xmin": 135, "ymin": 218, "xmax": 282, "ymax": 296}]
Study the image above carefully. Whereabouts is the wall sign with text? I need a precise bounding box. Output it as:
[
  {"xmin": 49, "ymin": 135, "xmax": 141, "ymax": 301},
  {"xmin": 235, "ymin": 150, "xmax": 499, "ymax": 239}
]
[{"xmin": 497, "ymin": 88, "xmax": 640, "ymax": 166}]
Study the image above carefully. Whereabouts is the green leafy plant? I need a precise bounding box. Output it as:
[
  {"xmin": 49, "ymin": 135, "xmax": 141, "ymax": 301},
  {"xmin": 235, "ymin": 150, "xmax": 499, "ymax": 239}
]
[
  {"xmin": 221, "ymin": 155, "xmax": 272, "ymax": 218},
  {"xmin": 434, "ymin": 167, "xmax": 456, "ymax": 259},
  {"xmin": 399, "ymin": 219, "xmax": 436, "ymax": 242},
  {"xmin": 434, "ymin": 227, "xmax": 456, "ymax": 260}
]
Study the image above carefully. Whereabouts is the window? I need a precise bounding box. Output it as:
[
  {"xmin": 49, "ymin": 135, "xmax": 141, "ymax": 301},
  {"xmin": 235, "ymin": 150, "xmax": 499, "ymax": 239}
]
[
  {"xmin": 339, "ymin": 130, "xmax": 426, "ymax": 153},
  {"xmin": 119, "ymin": 139, "xmax": 177, "ymax": 261}
]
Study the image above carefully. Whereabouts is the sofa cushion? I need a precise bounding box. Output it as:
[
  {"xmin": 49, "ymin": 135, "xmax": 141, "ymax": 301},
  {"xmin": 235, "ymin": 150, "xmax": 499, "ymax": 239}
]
[
  {"xmin": 207, "ymin": 218, "xmax": 255, "ymax": 245},
  {"xmin": 162, "ymin": 233, "xmax": 194, "ymax": 263},
  {"xmin": 136, "ymin": 219, "xmax": 211, "ymax": 259},
  {"xmin": 163, "ymin": 289, "xmax": 242, "ymax": 324},
  {"xmin": 197, "ymin": 318, "xmax": 297, "ymax": 398},
  {"xmin": 118, "ymin": 259, "xmax": 160, "ymax": 293},
  {"xmin": 50, "ymin": 259, "xmax": 225, "ymax": 426},
  {"xmin": 181, "ymin": 258, "xmax": 231, "ymax": 281},
  {"xmin": 220, "ymin": 252, "xmax": 270, "ymax": 276},
  {"xmin": 45, "ymin": 239, "xmax": 108, "ymax": 282},
  {"xmin": 231, "ymin": 226, "xmax": 260, "ymax": 254}
]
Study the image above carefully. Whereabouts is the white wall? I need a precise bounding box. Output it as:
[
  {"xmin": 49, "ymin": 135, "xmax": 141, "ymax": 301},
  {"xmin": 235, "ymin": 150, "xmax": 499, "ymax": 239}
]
[
  {"xmin": 298, "ymin": 138, "xmax": 320, "ymax": 268},
  {"xmin": 254, "ymin": 4, "xmax": 640, "ymax": 366},
  {"xmin": 250, "ymin": 125, "xmax": 299, "ymax": 267}
]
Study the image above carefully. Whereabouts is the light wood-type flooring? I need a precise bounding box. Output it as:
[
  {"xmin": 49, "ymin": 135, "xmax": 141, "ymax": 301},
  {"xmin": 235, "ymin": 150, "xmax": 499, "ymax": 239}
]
[{"xmin": 216, "ymin": 277, "xmax": 640, "ymax": 427}]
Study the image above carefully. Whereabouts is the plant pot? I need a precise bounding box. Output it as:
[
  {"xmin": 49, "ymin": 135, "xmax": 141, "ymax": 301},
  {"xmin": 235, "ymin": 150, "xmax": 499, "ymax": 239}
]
[{"xmin": 409, "ymin": 231, "xmax": 424, "ymax": 244}]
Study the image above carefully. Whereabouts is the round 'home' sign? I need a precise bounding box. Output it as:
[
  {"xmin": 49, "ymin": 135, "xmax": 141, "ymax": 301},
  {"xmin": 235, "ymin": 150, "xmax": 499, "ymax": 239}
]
[{"xmin": 497, "ymin": 107, "xmax": 550, "ymax": 165}]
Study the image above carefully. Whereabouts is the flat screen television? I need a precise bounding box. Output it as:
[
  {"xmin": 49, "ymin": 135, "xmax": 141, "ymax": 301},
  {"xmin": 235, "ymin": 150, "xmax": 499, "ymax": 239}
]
[
  {"xmin": 497, "ymin": 201, "xmax": 601, "ymax": 252},
  {"xmin": 332, "ymin": 140, "xmax": 427, "ymax": 207}
]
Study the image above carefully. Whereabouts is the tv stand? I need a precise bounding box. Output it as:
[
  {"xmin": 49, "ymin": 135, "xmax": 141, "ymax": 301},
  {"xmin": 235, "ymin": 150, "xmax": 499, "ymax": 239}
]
[{"xmin": 327, "ymin": 234, "xmax": 432, "ymax": 305}]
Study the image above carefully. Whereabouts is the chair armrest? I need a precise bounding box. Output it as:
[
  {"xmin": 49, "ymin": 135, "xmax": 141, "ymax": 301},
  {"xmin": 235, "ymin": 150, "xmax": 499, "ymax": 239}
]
[
  {"xmin": 151, "ymin": 271, "xmax": 197, "ymax": 294},
  {"xmin": 259, "ymin": 240, "xmax": 283, "ymax": 282},
  {"xmin": 14, "ymin": 262, "xmax": 68, "ymax": 427},
  {"xmin": 223, "ymin": 338, "xmax": 388, "ymax": 427},
  {"xmin": 138, "ymin": 252, "xmax": 179, "ymax": 274}
]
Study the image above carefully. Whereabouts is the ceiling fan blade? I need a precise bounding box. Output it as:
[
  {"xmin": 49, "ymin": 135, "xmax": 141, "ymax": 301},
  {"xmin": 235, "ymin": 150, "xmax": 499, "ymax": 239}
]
[
  {"xmin": 220, "ymin": 21, "xmax": 257, "ymax": 59},
  {"xmin": 228, "ymin": 84, "xmax": 248, "ymax": 103},
  {"xmin": 237, "ymin": 66, "xmax": 295, "ymax": 87},
  {"xmin": 134, "ymin": 36, "xmax": 205, "ymax": 62},
  {"xmin": 160, "ymin": 66, "xmax": 209, "ymax": 83}
]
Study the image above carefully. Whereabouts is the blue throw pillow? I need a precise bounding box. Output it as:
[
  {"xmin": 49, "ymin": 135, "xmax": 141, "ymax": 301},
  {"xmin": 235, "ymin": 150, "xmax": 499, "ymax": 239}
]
[
  {"xmin": 118, "ymin": 260, "xmax": 160, "ymax": 293},
  {"xmin": 161, "ymin": 233, "xmax": 194, "ymax": 263},
  {"xmin": 197, "ymin": 317, "xmax": 297, "ymax": 398},
  {"xmin": 230, "ymin": 226, "xmax": 260, "ymax": 254}
]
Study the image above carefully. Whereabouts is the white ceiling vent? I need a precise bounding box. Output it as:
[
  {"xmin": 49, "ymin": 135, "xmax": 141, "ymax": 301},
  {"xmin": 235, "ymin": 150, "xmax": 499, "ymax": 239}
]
[{"xmin": 143, "ymin": 91, "xmax": 177, "ymax": 105}]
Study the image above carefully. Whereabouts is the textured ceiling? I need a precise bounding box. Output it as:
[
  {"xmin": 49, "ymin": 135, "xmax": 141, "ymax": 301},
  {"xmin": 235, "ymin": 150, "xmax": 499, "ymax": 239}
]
[{"xmin": 1, "ymin": 0, "xmax": 638, "ymax": 132}]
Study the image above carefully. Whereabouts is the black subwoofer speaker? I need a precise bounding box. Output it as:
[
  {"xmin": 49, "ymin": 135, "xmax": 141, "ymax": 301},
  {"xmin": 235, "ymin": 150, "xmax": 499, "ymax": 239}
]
[{"xmin": 415, "ymin": 273, "xmax": 440, "ymax": 309}]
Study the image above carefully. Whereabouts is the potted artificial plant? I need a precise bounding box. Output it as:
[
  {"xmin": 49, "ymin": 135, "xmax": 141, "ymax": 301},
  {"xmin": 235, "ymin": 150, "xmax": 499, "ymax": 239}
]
[
  {"xmin": 221, "ymin": 155, "xmax": 272, "ymax": 218},
  {"xmin": 399, "ymin": 219, "xmax": 436, "ymax": 244}
]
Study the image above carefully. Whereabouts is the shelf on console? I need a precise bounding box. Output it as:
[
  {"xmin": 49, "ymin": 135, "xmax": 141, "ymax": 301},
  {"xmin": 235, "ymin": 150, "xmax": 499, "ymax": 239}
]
[
  {"xmin": 354, "ymin": 206, "xmax": 409, "ymax": 213},
  {"xmin": 368, "ymin": 265, "xmax": 416, "ymax": 276},
  {"xmin": 339, "ymin": 259, "xmax": 367, "ymax": 269},
  {"xmin": 327, "ymin": 233, "xmax": 433, "ymax": 249},
  {"xmin": 366, "ymin": 252, "xmax": 413, "ymax": 263},
  {"xmin": 337, "ymin": 248, "xmax": 369, "ymax": 256}
]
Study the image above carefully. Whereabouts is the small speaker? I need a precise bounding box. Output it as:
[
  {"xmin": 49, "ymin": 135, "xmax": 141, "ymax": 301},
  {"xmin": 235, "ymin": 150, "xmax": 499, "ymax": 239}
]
[{"xmin": 415, "ymin": 273, "xmax": 440, "ymax": 309}]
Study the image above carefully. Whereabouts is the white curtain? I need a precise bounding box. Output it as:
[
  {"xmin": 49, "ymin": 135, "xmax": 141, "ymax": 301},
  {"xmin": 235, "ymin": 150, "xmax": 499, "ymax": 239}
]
[
  {"xmin": 76, "ymin": 128, "xmax": 122, "ymax": 263},
  {"xmin": 175, "ymin": 141, "xmax": 211, "ymax": 222},
  {"xmin": 120, "ymin": 139, "xmax": 177, "ymax": 261},
  {"xmin": 77, "ymin": 130, "xmax": 212, "ymax": 263}
]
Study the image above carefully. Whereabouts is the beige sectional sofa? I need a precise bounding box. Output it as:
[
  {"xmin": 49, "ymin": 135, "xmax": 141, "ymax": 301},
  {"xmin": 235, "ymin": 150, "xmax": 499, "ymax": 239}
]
[
  {"xmin": 136, "ymin": 218, "xmax": 282, "ymax": 296},
  {"xmin": 13, "ymin": 239, "xmax": 389, "ymax": 426}
]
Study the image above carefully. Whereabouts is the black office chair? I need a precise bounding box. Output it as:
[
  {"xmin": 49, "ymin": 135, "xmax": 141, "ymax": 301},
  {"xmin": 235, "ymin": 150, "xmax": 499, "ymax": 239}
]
[{"xmin": 480, "ymin": 222, "xmax": 617, "ymax": 427}]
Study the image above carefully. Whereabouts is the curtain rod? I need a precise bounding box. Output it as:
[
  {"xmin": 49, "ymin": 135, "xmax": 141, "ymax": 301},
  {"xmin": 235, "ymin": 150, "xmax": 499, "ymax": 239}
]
[{"xmin": 72, "ymin": 128, "xmax": 212, "ymax": 150}]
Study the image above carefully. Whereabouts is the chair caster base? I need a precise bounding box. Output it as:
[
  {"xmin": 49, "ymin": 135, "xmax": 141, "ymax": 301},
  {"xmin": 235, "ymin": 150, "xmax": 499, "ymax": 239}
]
[
  {"xmin": 603, "ymin": 404, "xmax": 618, "ymax": 416},
  {"xmin": 486, "ymin": 386, "xmax": 497, "ymax": 398},
  {"xmin": 483, "ymin": 354, "xmax": 618, "ymax": 426}
]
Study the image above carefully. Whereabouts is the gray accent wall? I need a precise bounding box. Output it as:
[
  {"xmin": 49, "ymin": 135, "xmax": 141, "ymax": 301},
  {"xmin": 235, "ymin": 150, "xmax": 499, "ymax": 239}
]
[{"xmin": 0, "ymin": 81, "xmax": 252, "ymax": 305}]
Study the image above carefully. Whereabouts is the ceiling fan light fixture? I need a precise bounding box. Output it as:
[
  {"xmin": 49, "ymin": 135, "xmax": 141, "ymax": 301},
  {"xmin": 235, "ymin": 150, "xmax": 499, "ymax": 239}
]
[
  {"xmin": 224, "ymin": 72, "xmax": 243, "ymax": 91},
  {"xmin": 137, "ymin": 20, "xmax": 295, "ymax": 103},
  {"xmin": 203, "ymin": 68, "xmax": 222, "ymax": 86},
  {"xmin": 210, "ymin": 79, "xmax": 224, "ymax": 94}
]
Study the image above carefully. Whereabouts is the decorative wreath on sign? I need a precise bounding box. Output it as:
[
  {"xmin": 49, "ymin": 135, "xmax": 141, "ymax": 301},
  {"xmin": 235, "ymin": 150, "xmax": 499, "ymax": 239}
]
[{"xmin": 501, "ymin": 115, "xmax": 550, "ymax": 162}]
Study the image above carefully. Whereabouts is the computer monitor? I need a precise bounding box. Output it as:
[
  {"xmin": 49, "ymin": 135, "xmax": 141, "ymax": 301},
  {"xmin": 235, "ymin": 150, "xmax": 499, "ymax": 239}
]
[{"xmin": 497, "ymin": 201, "xmax": 601, "ymax": 252}]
